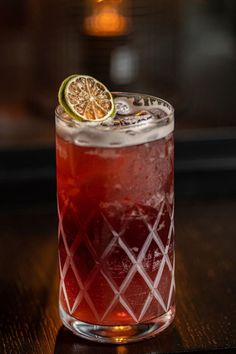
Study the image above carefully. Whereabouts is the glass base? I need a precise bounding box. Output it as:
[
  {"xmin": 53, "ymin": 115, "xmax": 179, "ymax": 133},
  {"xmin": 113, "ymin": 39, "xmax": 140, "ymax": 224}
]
[{"xmin": 60, "ymin": 305, "xmax": 175, "ymax": 344}]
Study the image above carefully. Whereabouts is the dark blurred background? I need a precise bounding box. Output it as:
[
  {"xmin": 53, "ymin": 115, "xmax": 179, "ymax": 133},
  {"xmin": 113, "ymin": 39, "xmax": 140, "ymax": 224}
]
[
  {"xmin": 1, "ymin": 4, "xmax": 236, "ymax": 353},
  {"xmin": 1, "ymin": 0, "xmax": 236, "ymax": 203}
]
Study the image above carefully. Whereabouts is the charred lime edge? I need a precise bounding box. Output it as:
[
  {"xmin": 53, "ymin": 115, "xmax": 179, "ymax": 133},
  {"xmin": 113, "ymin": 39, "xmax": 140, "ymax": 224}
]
[
  {"xmin": 58, "ymin": 74, "xmax": 82, "ymax": 121},
  {"xmin": 58, "ymin": 74, "xmax": 116, "ymax": 122}
]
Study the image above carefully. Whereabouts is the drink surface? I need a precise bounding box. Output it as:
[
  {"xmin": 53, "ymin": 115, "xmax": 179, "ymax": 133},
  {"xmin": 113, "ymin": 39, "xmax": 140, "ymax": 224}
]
[
  {"xmin": 56, "ymin": 92, "xmax": 174, "ymax": 148},
  {"xmin": 56, "ymin": 93, "xmax": 175, "ymax": 326}
]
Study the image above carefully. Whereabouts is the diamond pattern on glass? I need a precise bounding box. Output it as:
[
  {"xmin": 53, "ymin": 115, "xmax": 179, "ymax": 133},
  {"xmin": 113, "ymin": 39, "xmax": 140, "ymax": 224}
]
[
  {"xmin": 157, "ymin": 263, "xmax": 172, "ymax": 308},
  {"xmin": 86, "ymin": 209, "xmax": 115, "ymax": 257},
  {"xmin": 61, "ymin": 203, "xmax": 81, "ymax": 249},
  {"xmin": 141, "ymin": 240, "xmax": 163, "ymax": 282},
  {"xmin": 60, "ymin": 284, "xmax": 69, "ymax": 313},
  {"xmin": 140, "ymin": 296, "xmax": 164, "ymax": 322},
  {"xmin": 58, "ymin": 231, "xmax": 67, "ymax": 270},
  {"xmin": 73, "ymin": 241, "xmax": 95, "ymax": 283},
  {"xmin": 100, "ymin": 201, "xmax": 126, "ymax": 235},
  {"xmin": 121, "ymin": 206, "xmax": 150, "ymax": 258},
  {"xmin": 73, "ymin": 298, "xmax": 97, "ymax": 324},
  {"xmin": 103, "ymin": 302, "xmax": 133, "ymax": 324},
  {"xmin": 63, "ymin": 266, "xmax": 80, "ymax": 312},
  {"xmin": 87, "ymin": 271, "xmax": 115, "ymax": 319},
  {"xmin": 155, "ymin": 202, "xmax": 171, "ymax": 246},
  {"xmin": 123, "ymin": 272, "xmax": 150, "ymax": 319},
  {"xmin": 59, "ymin": 198, "xmax": 175, "ymax": 324},
  {"xmin": 103, "ymin": 240, "xmax": 133, "ymax": 288}
]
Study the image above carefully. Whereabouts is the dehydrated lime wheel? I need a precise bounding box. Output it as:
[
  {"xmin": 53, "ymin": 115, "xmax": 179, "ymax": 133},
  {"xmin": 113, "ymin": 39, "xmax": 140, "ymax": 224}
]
[{"xmin": 58, "ymin": 74, "xmax": 115, "ymax": 122}]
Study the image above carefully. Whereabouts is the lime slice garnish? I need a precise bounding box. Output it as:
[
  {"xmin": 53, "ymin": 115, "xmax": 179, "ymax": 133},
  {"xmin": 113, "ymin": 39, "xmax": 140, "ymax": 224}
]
[{"xmin": 58, "ymin": 74, "xmax": 115, "ymax": 122}]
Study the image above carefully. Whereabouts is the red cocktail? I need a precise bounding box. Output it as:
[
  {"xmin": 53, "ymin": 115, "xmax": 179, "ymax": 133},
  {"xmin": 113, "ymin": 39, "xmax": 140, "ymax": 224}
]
[{"xmin": 56, "ymin": 93, "xmax": 175, "ymax": 343}]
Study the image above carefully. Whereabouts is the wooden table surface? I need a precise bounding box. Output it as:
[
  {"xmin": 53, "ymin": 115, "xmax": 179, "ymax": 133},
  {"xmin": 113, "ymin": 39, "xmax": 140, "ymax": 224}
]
[{"xmin": 0, "ymin": 199, "xmax": 235, "ymax": 354}]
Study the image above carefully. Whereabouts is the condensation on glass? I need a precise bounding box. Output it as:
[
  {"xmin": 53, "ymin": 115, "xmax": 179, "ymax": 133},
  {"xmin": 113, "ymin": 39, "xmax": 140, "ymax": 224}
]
[{"xmin": 55, "ymin": 93, "xmax": 175, "ymax": 343}]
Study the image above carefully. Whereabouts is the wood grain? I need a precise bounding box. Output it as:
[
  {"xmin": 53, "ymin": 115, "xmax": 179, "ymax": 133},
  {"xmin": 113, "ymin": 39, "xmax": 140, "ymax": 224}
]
[
  {"xmin": 0, "ymin": 200, "xmax": 235, "ymax": 354},
  {"xmin": 0, "ymin": 207, "xmax": 60, "ymax": 354}
]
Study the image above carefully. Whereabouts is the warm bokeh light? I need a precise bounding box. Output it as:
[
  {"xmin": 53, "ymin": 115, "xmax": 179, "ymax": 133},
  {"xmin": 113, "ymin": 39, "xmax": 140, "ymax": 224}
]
[
  {"xmin": 116, "ymin": 311, "xmax": 128, "ymax": 318},
  {"xmin": 116, "ymin": 345, "xmax": 128, "ymax": 354},
  {"xmin": 114, "ymin": 337, "xmax": 127, "ymax": 343},
  {"xmin": 112, "ymin": 325, "xmax": 131, "ymax": 331},
  {"xmin": 84, "ymin": 0, "xmax": 129, "ymax": 37}
]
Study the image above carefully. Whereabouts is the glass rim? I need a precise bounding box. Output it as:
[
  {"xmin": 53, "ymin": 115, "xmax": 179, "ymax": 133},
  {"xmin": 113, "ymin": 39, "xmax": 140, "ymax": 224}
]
[
  {"xmin": 55, "ymin": 92, "xmax": 174, "ymax": 126},
  {"xmin": 55, "ymin": 92, "xmax": 174, "ymax": 148},
  {"xmin": 112, "ymin": 91, "xmax": 175, "ymax": 116}
]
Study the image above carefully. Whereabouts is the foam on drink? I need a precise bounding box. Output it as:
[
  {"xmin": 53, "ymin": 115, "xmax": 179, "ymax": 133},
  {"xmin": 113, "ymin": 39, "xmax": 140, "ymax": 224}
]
[{"xmin": 56, "ymin": 93, "xmax": 174, "ymax": 148}]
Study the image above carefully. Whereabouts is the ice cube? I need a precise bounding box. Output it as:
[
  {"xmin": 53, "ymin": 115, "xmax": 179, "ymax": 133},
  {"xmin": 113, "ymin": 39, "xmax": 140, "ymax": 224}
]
[
  {"xmin": 114, "ymin": 97, "xmax": 134, "ymax": 115},
  {"xmin": 119, "ymin": 110, "xmax": 154, "ymax": 126}
]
